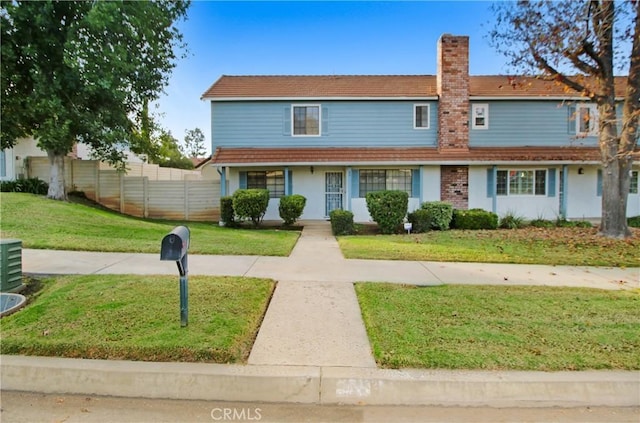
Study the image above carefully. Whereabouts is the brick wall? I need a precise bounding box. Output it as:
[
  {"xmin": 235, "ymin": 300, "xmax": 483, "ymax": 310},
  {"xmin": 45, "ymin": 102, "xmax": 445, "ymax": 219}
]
[
  {"xmin": 440, "ymin": 165, "xmax": 468, "ymax": 209},
  {"xmin": 437, "ymin": 34, "xmax": 469, "ymax": 151}
]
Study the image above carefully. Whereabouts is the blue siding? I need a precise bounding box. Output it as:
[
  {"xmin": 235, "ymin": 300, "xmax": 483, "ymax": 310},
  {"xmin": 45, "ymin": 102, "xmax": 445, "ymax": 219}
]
[
  {"xmin": 469, "ymin": 101, "xmax": 599, "ymax": 147},
  {"xmin": 212, "ymin": 101, "xmax": 438, "ymax": 149}
]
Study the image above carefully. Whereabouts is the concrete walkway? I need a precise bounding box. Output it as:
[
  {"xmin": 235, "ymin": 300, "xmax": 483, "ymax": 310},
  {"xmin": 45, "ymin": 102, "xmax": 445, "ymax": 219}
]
[{"xmin": 5, "ymin": 221, "xmax": 640, "ymax": 407}]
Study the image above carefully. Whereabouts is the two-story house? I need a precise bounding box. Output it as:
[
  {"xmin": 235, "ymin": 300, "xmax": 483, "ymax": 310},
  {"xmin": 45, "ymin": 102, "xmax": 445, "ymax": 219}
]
[{"xmin": 201, "ymin": 34, "xmax": 639, "ymax": 222}]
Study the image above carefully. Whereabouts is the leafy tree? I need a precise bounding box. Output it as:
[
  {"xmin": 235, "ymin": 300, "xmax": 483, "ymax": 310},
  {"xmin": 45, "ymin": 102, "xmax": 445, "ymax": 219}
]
[
  {"xmin": 1, "ymin": 0, "xmax": 189, "ymax": 200},
  {"xmin": 157, "ymin": 130, "xmax": 194, "ymax": 169},
  {"xmin": 488, "ymin": 0, "xmax": 639, "ymax": 239},
  {"xmin": 183, "ymin": 128, "xmax": 207, "ymax": 158}
]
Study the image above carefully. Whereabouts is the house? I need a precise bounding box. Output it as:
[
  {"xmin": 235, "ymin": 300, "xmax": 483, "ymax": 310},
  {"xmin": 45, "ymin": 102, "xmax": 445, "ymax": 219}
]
[{"xmin": 201, "ymin": 34, "xmax": 639, "ymax": 222}]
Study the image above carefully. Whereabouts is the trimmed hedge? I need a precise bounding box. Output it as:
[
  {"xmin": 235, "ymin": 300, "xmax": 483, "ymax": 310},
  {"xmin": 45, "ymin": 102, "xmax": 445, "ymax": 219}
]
[
  {"xmin": 365, "ymin": 190, "xmax": 409, "ymax": 234},
  {"xmin": 628, "ymin": 216, "xmax": 640, "ymax": 228},
  {"xmin": 452, "ymin": 208, "xmax": 498, "ymax": 230},
  {"xmin": 220, "ymin": 196, "xmax": 236, "ymax": 227},
  {"xmin": 232, "ymin": 189, "xmax": 269, "ymax": 228},
  {"xmin": 421, "ymin": 201, "xmax": 453, "ymax": 231},
  {"xmin": 0, "ymin": 177, "xmax": 48, "ymax": 195},
  {"xmin": 329, "ymin": 209, "xmax": 355, "ymax": 235},
  {"xmin": 279, "ymin": 194, "xmax": 306, "ymax": 225},
  {"xmin": 407, "ymin": 209, "xmax": 431, "ymax": 233}
]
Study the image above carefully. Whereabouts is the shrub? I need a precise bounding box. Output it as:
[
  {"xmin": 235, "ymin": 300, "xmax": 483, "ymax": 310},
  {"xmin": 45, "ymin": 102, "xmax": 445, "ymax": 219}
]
[
  {"xmin": 329, "ymin": 209, "xmax": 355, "ymax": 235},
  {"xmin": 628, "ymin": 216, "xmax": 640, "ymax": 228},
  {"xmin": 0, "ymin": 177, "xmax": 48, "ymax": 195},
  {"xmin": 529, "ymin": 218, "xmax": 555, "ymax": 228},
  {"xmin": 555, "ymin": 218, "xmax": 592, "ymax": 228},
  {"xmin": 220, "ymin": 196, "xmax": 236, "ymax": 227},
  {"xmin": 365, "ymin": 190, "xmax": 409, "ymax": 234},
  {"xmin": 499, "ymin": 211, "xmax": 526, "ymax": 229},
  {"xmin": 279, "ymin": 194, "xmax": 306, "ymax": 225},
  {"xmin": 232, "ymin": 189, "xmax": 269, "ymax": 228},
  {"xmin": 407, "ymin": 209, "xmax": 431, "ymax": 233},
  {"xmin": 421, "ymin": 201, "xmax": 453, "ymax": 230},
  {"xmin": 452, "ymin": 208, "xmax": 498, "ymax": 230}
]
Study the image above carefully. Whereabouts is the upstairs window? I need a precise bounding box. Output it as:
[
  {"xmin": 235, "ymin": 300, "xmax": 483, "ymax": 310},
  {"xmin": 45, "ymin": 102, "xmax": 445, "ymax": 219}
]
[
  {"xmin": 576, "ymin": 104, "xmax": 598, "ymax": 136},
  {"xmin": 293, "ymin": 105, "xmax": 320, "ymax": 136},
  {"xmin": 471, "ymin": 103, "xmax": 489, "ymax": 130},
  {"xmin": 496, "ymin": 169, "xmax": 546, "ymax": 196},
  {"xmin": 414, "ymin": 104, "xmax": 430, "ymax": 129}
]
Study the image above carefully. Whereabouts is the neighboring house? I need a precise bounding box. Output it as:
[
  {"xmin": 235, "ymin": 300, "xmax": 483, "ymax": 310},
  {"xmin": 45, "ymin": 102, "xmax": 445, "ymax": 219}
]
[{"xmin": 201, "ymin": 34, "xmax": 639, "ymax": 222}]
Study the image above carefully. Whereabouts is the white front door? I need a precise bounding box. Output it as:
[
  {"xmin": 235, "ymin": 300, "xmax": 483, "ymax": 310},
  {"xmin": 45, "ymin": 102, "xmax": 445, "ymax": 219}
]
[{"xmin": 325, "ymin": 172, "xmax": 343, "ymax": 216}]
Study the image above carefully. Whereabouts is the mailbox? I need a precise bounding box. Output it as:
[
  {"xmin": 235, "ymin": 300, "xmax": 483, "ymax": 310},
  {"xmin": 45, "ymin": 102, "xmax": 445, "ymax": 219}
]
[{"xmin": 160, "ymin": 226, "xmax": 190, "ymax": 327}]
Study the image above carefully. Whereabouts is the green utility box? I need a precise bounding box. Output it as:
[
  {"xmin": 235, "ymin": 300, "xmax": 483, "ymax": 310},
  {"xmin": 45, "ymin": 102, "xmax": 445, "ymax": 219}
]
[{"xmin": 1, "ymin": 239, "xmax": 23, "ymax": 292}]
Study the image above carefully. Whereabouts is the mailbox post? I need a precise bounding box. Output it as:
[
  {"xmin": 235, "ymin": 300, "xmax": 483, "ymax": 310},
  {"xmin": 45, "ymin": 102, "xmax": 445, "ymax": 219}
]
[{"xmin": 160, "ymin": 226, "xmax": 190, "ymax": 327}]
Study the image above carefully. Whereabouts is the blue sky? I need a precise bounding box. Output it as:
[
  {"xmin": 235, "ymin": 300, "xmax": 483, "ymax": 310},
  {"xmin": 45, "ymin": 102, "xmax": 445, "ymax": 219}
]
[{"xmin": 156, "ymin": 1, "xmax": 507, "ymax": 155}]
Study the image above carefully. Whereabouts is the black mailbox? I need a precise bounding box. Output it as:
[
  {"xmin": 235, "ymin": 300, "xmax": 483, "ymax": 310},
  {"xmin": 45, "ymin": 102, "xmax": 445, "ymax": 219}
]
[{"xmin": 161, "ymin": 226, "xmax": 190, "ymax": 261}]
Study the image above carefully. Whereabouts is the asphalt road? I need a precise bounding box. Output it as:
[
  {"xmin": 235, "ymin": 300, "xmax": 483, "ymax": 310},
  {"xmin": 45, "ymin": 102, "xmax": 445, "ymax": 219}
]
[{"xmin": 1, "ymin": 391, "xmax": 638, "ymax": 423}]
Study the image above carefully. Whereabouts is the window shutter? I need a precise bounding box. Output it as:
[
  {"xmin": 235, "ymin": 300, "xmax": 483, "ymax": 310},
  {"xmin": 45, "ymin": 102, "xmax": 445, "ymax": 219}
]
[
  {"xmin": 597, "ymin": 169, "xmax": 602, "ymax": 196},
  {"xmin": 351, "ymin": 169, "xmax": 359, "ymax": 198},
  {"xmin": 283, "ymin": 107, "xmax": 291, "ymax": 135},
  {"xmin": 547, "ymin": 168, "xmax": 556, "ymax": 197},
  {"xmin": 567, "ymin": 105, "xmax": 576, "ymax": 135},
  {"xmin": 287, "ymin": 169, "xmax": 293, "ymax": 194},
  {"xmin": 239, "ymin": 171, "xmax": 247, "ymax": 189},
  {"xmin": 486, "ymin": 168, "xmax": 495, "ymax": 197},
  {"xmin": 322, "ymin": 107, "xmax": 329, "ymax": 135},
  {"xmin": 411, "ymin": 169, "xmax": 420, "ymax": 198}
]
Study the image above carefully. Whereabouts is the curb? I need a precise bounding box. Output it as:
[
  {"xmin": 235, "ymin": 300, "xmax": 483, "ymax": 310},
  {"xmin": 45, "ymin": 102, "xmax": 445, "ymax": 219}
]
[{"xmin": 2, "ymin": 355, "xmax": 639, "ymax": 407}]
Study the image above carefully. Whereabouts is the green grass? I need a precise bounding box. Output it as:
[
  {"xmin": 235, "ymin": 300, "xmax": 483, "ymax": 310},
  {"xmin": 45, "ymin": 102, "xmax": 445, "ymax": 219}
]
[
  {"xmin": 0, "ymin": 193, "xmax": 299, "ymax": 255},
  {"xmin": 356, "ymin": 283, "xmax": 640, "ymax": 370},
  {"xmin": 1, "ymin": 275, "xmax": 275, "ymax": 363},
  {"xmin": 339, "ymin": 228, "xmax": 640, "ymax": 266}
]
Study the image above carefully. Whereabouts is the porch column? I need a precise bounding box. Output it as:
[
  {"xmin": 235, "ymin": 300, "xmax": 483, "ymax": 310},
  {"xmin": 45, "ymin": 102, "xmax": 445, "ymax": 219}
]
[
  {"xmin": 220, "ymin": 167, "xmax": 227, "ymax": 197},
  {"xmin": 561, "ymin": 164, "xmax": 568, "ymax": 218},
  {"xmin": 419, "ymin": 165, "xmax": 424, "ymax": 204},
  {"xmin": 346, "ymin": 167, "xmax": 352, "ymax": 211},
  {"xmin": 491, "ymin": 165, "xmax": 497, "ymax": 214}
]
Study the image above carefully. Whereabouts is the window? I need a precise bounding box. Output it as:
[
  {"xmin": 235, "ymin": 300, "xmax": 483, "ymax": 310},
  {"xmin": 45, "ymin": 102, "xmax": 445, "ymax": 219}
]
[
  {"xmin": 471, "ymin": 103, "xmax": 489, "ymax": 129},
  {"xmin": 359, "ymin": 169, "xmax": 412, "ymax": 197},
  {"xmin": 414, "ymin": 104, "xmax": 430, "ymax": 129},
  {"xmin": 496, "ymin": 169, "xmax": 546, "ymax": 196},
  {"xmin": 246, "ymin": 170, "xmax": 285, "ymax": 198},
  {"xmin": 631, "ymin": 171, "xmax": 639, "ymax": 194},
  {"xmin": 576, "ymin": 104, "xmax": 598, "ymax": 136},
  {"xmin": 293, "ymin": 105, "xmax": 320, "ymax": 136}
]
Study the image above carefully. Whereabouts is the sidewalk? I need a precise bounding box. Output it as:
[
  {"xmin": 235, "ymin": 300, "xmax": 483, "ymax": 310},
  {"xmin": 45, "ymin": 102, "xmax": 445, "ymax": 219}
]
[{"xmin": 3, "ymin": 221, "xmax": 640, "ymax": 407}]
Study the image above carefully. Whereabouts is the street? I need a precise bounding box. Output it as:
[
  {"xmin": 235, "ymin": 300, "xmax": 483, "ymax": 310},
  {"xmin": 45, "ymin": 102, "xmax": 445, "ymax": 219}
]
[{"xmin": 1, "ymin": 391, "xmax": 638, "ymax": 423}]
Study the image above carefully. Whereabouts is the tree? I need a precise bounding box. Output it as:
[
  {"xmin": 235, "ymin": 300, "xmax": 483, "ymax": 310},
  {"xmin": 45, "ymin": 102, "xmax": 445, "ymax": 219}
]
[
  {"xmin": 183, "ymin": 128, "xmax": 207, "ymax": 158},
  {"xmin": 1, "ymin": 0, "xmax": 190, "ymax": 200},
  {"xmin": 157, "ymin": 130, "xmax": 194, "ymax": 170},
  {"xmin": 488, "ymin": 0, "xmax": 639, "ymax": 239}
]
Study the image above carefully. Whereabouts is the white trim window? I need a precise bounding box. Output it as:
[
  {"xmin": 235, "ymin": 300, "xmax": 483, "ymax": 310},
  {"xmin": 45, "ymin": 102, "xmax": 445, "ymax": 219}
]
[
  {"xmin": 292, "ymin": 104, "xmax": 320, "ymax": 136},
  {"xmin": 471, "ymin": 103, "xmax": 489, "ymax": 130},
  {"xmin": 413, "ymin": 104, "xmax": 430, "ymax": 129},
  {"xmin": 496, "ymin": 169, "xmax": 547, "ymax": 196},
  {"xmin": 576, "ymin": 103, "xmax": 598, "ymax": 136},
  {"xmin": 631, "ymin": 170, "xmax": 639, "ymax": 194}
]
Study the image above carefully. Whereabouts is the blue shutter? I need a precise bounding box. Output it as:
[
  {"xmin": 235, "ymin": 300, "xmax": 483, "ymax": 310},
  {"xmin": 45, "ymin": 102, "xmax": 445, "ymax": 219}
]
[
  {"xmin": 547, "ymin": 168, "xmax": 556, "ymax": 197},
  {"xmin": 287, "ymin": 169, "xmax": 293, "ymax": 194},
  {"xmin": 322, "ymin": 106, "xmax": 329, "ymax": 135},
  {"xmin": 283, "ymin": 107, "xmax": 291, "ymax": 135},
  {"xmin": 597, "ymin": 169, "xmax": 602, "ymax": 196},
  {"xmin": 486, "ymin": 168, "xmax": 494, "ymax": 197},
  {"xmin": 411, "ymin": 169, "xmax": 420, "ymax": 198},
  {"xmin": 351, "ymin": 169, "xmax": 359, "ymax": 198},
  {"xmin": 0, "ymin": 150, "xmax": 6, "ymax": 178},
  {"xmin": 239, "ymin": 171, "xmax": 247, "ymax": 189},
  {"xmin": 568, "ymin": 105, "xmax": 576, "ymax": 135}
]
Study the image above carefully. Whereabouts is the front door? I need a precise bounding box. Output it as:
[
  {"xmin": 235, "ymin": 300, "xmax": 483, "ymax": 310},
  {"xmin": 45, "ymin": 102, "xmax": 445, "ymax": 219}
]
[{"xmin": 325, "ymin": 172, "xmax": 343, "ymax": 216}]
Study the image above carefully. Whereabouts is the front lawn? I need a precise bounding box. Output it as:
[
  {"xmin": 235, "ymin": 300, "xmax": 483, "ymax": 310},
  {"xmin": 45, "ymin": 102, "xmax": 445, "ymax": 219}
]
[
  {"xmin": 0, "ymin": 193, "xmax": 299, "ymax": 256},
  {"xmin": 1, "ymin": 275, "xmax": 275, "ymax": 363},
  {"xmin": 339, "ymin": 227, "xmax": 640, "ymax": 266},
  {"xmin": 356, "ymin": 283, "xmax": 640, "ymax": 370}
]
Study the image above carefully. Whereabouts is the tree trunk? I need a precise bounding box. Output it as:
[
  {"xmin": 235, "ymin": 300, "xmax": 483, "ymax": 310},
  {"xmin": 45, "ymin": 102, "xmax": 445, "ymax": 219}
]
[{"xmin": 47, "ymin": 150, "xmax": 67, "ymax": 201}]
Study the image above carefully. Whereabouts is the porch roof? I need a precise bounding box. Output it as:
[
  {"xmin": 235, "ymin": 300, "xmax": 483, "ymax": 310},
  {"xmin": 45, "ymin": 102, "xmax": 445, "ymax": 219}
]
[{"xmin": 210, "ymin": 146, "xmax": 606, "ymax": 167}]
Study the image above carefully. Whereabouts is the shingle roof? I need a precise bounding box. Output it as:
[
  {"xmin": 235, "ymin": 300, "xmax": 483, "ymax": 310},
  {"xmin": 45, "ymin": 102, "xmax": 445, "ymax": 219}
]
[
  {"xmin": 211, "ymin": 146, "xmax": 605, "ymax": 165},
  {"xmin": 202, "ymin": 75, "xmax": 628, "ymax": 99}
]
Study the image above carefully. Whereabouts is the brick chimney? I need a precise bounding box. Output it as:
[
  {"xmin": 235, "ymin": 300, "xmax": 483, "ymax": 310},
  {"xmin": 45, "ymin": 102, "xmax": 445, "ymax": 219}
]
[{"xmin": 437, "ymin": 34, "xmax": 469, "ymax": 151}]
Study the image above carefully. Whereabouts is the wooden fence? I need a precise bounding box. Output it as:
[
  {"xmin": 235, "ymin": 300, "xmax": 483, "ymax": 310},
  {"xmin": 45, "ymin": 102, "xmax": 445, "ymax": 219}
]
[{"xmin": 27, "ymin": 157, "xmax": 220, "ymax": 221}]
